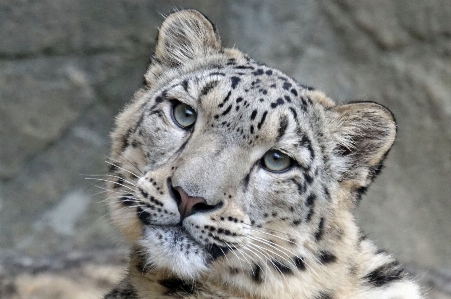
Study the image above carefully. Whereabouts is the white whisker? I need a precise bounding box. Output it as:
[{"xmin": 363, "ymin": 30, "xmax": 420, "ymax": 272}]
[{"xmin": 85, "ymin": 178, "xmax": 136, "ymax": 192}]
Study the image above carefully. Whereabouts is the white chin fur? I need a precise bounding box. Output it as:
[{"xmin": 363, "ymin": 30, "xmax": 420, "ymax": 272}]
[{"xmin": 140, "ymin": 226, "xmax": 209, "ymax": 279}]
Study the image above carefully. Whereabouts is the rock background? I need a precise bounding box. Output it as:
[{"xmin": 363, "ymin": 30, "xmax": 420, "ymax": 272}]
[{"xmin": 0, "ymin": 0, "xmax": 450, "ymax": 297}]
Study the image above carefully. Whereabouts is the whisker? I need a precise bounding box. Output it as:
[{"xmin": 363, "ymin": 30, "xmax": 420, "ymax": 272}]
[
  {"xmin": 227, "ymin": 243, "xmax": 254, "ymax": 275},
  {"xmin": 245, "ymin": 243, "xmax": 291, "ymax": 290},
  {"xmin": 224, "ymin": 242, "xmax": 245, "ymax": 269},
  {"xmin": 105, "ymin": 160, "xmax": 141, "ymax": 179},
  {"xmin": 90, "ymin": 184, "xmax": 131, "ymax": 195},
  {"xmin": 85, "ymin": 178, "xmax": 136, "ymax": 192},
  {"xmin": 242, "ymin": 224, "xmax": 293, "ymax": 243},
  {"xmin": 248, "ymin": 236, "xmax": 297, "ymax": 266},
  {"xmin": 218, "ymin": 246, "xmax": 232, "ymax": 266},
  {"xmin": 108, "ymin": 151, "xmax": 144, "ymax": 175},
  {"xmin": 247, "ymin": 238, "xmax": 297, "ymax": 272},
  {"xmin": 84, "ymin": 174, "xmax": 137, "ymax": 187}
]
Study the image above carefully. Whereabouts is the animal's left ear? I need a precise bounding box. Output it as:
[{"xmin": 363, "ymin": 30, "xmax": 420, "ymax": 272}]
[
  {"xmin": 154, "ymin": 9, "xmax": 222, "ymax": 66},
  {"xmin": 327, "ymin": 102, "xmax": 397, "ymax": 194}
]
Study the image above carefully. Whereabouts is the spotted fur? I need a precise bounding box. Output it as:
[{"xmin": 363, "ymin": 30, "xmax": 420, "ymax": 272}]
[{"xmin": 103, "ymin": 9, "xmax": 422, "ymax": 299}]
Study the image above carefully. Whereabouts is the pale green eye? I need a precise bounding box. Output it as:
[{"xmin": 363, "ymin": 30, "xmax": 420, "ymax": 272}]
[
  {"xmin": 262, "ymin": 150, "xmax": 292, "ymax": 172},
  {"xmin": 172, "ymin": 102, "xmax": 197, "ymax": 128}
]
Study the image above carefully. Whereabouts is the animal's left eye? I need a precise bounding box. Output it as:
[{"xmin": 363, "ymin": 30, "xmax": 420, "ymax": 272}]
[
  {"xmin": 262, "ymin": 150, "xmax": 293, "ymax": 172},
  {"xmin": 172, "ymin": 102, "xmax": 197, "ymax": 129}
]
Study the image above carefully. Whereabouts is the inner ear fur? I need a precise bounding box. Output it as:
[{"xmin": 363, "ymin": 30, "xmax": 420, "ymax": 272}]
[
  {"xmin": 328, "ymin": 101, "xmax": 397, "ymax": 188},
  {"xmin": 154, "ymin": 9, "xmax": 222, "ymax": 66}
]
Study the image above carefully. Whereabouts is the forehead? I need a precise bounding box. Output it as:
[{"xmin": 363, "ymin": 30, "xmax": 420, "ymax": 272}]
[{"xmin": 160, "ymin": 61, "xmax": 317, "ymax": 141}]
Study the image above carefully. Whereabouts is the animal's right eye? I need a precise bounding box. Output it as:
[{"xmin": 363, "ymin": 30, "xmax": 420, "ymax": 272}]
[{"xmin": 172, "ymin": 102, "xmax": 197, "ymax": 129}]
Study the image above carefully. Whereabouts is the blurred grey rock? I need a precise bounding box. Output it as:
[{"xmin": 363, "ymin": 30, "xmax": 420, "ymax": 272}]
[{"xmin": 0, "ymin": 59, "xmax": 95, "ymax": 178}]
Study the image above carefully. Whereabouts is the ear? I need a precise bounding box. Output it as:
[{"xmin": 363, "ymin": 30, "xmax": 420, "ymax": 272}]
[
  {"xmin": 154, "ymin": 9, "xmax": 222, "ymax": 66},
  {"xmin": 328, "ymin": 101, "xmax": 397, "ymax": 194}
]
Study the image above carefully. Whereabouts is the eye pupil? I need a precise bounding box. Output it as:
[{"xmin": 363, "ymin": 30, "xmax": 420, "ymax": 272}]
[
  {"xmin": 272, "ymin": 152, "xmax": 282, "ymax": 161},
  {"xmin": 263, "ymin": 150, "xmax": 292, "ymax": 172},
  {"xmin": 173, "ymin": 102, "xmax": 197, "ymax": 128}
]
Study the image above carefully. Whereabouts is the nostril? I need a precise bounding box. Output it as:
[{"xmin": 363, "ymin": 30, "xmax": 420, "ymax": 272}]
[
  {"xmin": 191, "ymin": 201, "xmax": 223, "ymax": 215},
  {"xmin": 168, "ymin": 178, "xmax": 181, "ymax": 205}
]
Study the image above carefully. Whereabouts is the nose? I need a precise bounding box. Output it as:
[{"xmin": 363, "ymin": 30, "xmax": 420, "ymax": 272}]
[{"xmin": 172, "ymin": 186, "xmax": 223, "ymax": 221}]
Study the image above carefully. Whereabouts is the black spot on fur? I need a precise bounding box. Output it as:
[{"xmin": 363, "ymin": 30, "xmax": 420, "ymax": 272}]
[
  {"xmin": 300, "ymin": 135, "xmax": 315, "ymax": 159},
  {"xmin": 231, "ymin": 76, "xmax": 241, "ymax": 89},
  {"xmin": 221, "ymin": 104, "xmax": 233, "ymax": 116},
  {"xmin": 139, "ymin": 188, "xmax": 149, "ymax": 199},
  {"xmin": 120, "ymin": 129, "xmax": 132, "ymax": 150},
  {"xmin": 292, "ymin": 178, "xmax": 306, "ymax": 195},
  {"xmin": 227, "ymin": 58, "xmax": 236, "ymax": 65},
  {"xmin": 283, "ymin": 82, "xmax": 292, "ymax": 90},
  {"xmin": 229, "ymin": 267, "xmax": 240, "ymax": 274},
  {"xmin": 181, "ymin": 79, "xmax": 189, "ymax": 91},
  {"xmin": 159, "ymin": 278, "xmax": 196, "ymax": 295},
  {"xmin": 315, "ymin": 217, "xmax": 325, "ymax": 241},
  {"xmin": 201, "ymin": 81, "xmax": 219, "ymax": 96},
  {"xmin": 314, "ymin": 292, "xmax": 334, "ymax": 299},
  {"xmin": 207, "ymin": 244, "xmax": 230, "ymax": 262},
  {"xmin": 108, "ymin": 164, "xmax": 118, "ymax": 173},
  {"xmin": 290, "ymin": 88, "xmax": 298, "ymax": 96},
  {"xmin": 250, "ymin": 109, "xmax": 258, "ymax": 120},
  {"xmin": 271, "ymin": 97, "xmax": 285, "ymax": 108},
  {"xmin": 291, "ymin": 219, "xmax": 302, "ymax": 226},
  {"xmin": 304, "ymin": 173, "xmax": 314, "ymax": 184},
  {"xmin": 209, "ymin": 71, "xmax": 226, "ymax": 76},
  {"xmin": 319, "ymin": 251, "xmax": 337, "ymax": 264},
  {"xmin": 294, "ymin": 256, "xmax": 306, "ymax": 271},
  {"xmin": 234, "ymin": 65, "xmax": 254, "ymax": 70},
  {"xmin": 252, "ymin": 69, "xmax": 264, "ymax": 76},
  {"xmin": 323, "ymin": 185, "xmax": 330, "ymax": 200},
  {"xmin": 306, "ymin": 193, "xmax": 316, "ymax": 206},
  {"xmin": 243, "ymin": 173, "xmax": 251, "ymax": 190},
  {"xmin": 236, "ymin": 97, "xmax": 243, "ymax": 103},
  {"xmin": 104, "ymin": 284, "xmax": 138, "ymax": 299},
  {"xmin": 251, "ymin": 264, "xmax": 263, "ymax": 283},
  {"xmin": 137, "ymin": 207, "xmax": 151, "ymax": 225},
  {"xmin": 289, "ymin": 107, "xmax": 297, "ymax": 119},
  {"xmin": 257, "ymin": 111, "xmax": 268, "ymax": 130},
  {"xmin": 363, "ymin": 262, "xmax": 405, "ymax": 287},
  {"xmin": 218, "ymin": 91, "xmax": 232, "ymax": 108},
  {"xmin": 278, "ymin": 115, "xmax": 288, "ymax": 139},
  {"xmin": 300, "ymin": 84, "xmax": 315, "ymax": 91},
  {"xmin": 272, "ymin": 260, "xmax": 293, "ymax": 274},
  {"xmin": 119, "ymin": 194, "xmax": 135, "ymax": 206}
]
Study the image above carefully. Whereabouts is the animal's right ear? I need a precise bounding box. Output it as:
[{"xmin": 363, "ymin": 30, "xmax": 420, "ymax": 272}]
[{"xmin": 154, "ymin": 9, "xmax": 222, "ymax": 67}]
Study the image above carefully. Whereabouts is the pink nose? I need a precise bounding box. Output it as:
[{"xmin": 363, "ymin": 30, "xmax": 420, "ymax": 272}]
[{"xmin": 175, "ymin": 187, "xmax": 208, "ymax": 220}]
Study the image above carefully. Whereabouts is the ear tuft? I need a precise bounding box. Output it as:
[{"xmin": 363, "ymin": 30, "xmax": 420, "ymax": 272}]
[
  {"xmin": 328, "ymin": 101, "xmax": 397, "ymax": 189},
  {"xmin": 155, "ymin": 10, "xmax": 221, "ymax": 66}
]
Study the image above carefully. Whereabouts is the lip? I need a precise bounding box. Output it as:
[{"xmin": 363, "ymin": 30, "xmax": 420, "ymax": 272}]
[{"xmin": 149, "ymin": 222, "xmax": 200, "ymax": 245}]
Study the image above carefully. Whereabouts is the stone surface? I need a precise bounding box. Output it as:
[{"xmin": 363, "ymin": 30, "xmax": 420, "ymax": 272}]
[{"xmin": 0, "ymin": 0, "xmax": 449, "ymax": 280}]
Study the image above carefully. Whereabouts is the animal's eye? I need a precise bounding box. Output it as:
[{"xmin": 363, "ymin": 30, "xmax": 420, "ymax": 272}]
[
  {"xmin": 262, "ymin": 150, "xmax": 292, "ymax": 172},
  {"xmin": 172, "ymin": 102, "xmax": 197, "ymax": 129}
]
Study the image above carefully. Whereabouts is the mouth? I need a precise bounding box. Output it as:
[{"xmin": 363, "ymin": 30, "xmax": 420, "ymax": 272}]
[{"xmin": 138, "ymin": 222, "xmax": 231, "ymax": 278}]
